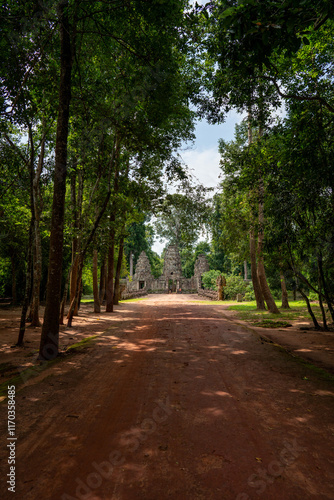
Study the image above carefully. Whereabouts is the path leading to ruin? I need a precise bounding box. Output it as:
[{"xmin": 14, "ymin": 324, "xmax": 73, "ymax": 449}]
[{"xmin": 1, "ymin": 295, "xmax": 334, "ymax": 500}]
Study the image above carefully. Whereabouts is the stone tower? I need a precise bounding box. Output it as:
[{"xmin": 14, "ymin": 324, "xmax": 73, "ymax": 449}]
[
  {"xmin": 132, "ymin": 251, "xmax": 153, "ymax": 289},
  {"xmin": 194, "ymin": 254, "xmax": 210, "ymax": 290},
  {"xmin": 163, "ymin": 244, "xmax": 182, "ymax": 279},
  {"xmin": 194, "ymin": 254, "xmax": 210, "ymax": 277}
]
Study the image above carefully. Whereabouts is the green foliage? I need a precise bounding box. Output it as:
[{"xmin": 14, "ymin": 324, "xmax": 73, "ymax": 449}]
[
  {"xmin": 0, "ymin": 258, "xmax": 11, "ymax": 297},
  {"xmin": 224, "ymin": 275, "xmax": 247, "ymax": 300},
  {"xmin": 201, "ymin": 270, "xmax": 222, "ymax": 290},
  {"xmin": 244, "ymin": 284, "xmax": 255, "ymax": 302},
  {"xmin": 81, "ymin": 266, "xmax": 93, "ymax": 296}
]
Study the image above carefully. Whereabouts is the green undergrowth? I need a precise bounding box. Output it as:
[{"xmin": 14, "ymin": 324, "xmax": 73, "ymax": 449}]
[
  {"xmin": 119, "ymin": 297, "xmax": 148, "ymax": 303},
  {"xmin": 65, "ymin": 335, "xmax": 97, "ymax": 352},
  {"xmin": 229, "ymin": 300, "xmax": 325, "ymax": 326},
  {"xmin": 253, "ymin": 319, "xmax": 292, "ymax": 328}
]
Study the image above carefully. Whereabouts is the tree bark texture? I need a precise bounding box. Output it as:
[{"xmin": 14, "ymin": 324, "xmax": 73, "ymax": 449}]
[
  {"xmin": 39, "ymin": 0, "xmax": 72, "ymax": 360},
  {"xmin": 257, "ymin": 183, "xmax": 280, "ymax": 314},
  {"xmin": 299, "ymin": 289, "xmax": 321, "ymax": 330},
  {"xmin": 249, "ymin": 229, "xmax": 266, "ymax": 310},
  {"xmin": 280, "ymin": 270, "xmax": 290, "ymax": 309},
  {"xmin": 318, "ymin": 253, "xmax": 334, "ymax": 323},
  {"xmin": 244, "ymin": 260, "xmax": 248, "ymax": 281},
  {"xmin": 93, "ymin": 249, "xmax": 100, "ymax": 313},
  {"xmin": 17, "ymin": 220, "xmax": 34, "ymax": 345},
  {"xmin": 59, "ymin": 265, "xmax": 71, "ymax": 325},
  {"xmin": 30, "ymin": 136, "xmax": 45, "ymax": 327},
  {"xmin": 113, "ymin": 236, "xmax": 124, "ymax": 305},
  {"xmin": 99, "ymin": 255, "xmax": 107, "ymax": 303},
  {"xmin": 106, "ymin": 228, "xmax": 115, "ymax": 312}
]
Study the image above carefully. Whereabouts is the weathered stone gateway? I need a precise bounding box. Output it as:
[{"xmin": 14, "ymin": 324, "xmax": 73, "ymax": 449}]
[{"xmin": 126, "ymin": 244, "xmax": 209, "ymax": 294}]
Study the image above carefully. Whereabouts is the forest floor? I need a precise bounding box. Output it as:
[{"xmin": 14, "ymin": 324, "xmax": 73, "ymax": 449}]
[{"xmin": 0, "ymin": 294, "xmax": 334, "ymax": 499}]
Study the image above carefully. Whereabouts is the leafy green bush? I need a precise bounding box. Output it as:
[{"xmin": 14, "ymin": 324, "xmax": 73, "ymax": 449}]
[
  {"xmin": 244, "ymin": 283, "xmax": 255, "ymax": 301},
  {"xmin": 201, "ymin": 270, "xmax": 222, "ymax": 290},
  {"xmin": 308, "ymin": 291, "xmax": 318, "ymax": 301},
  {"xmin": 224, "ymin": 275, "xmax": 247, "ymax": 300}
]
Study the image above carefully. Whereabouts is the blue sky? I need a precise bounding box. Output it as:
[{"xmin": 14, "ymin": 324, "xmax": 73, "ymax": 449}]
[{"xmin": 151, "ymin": 110, "xmax": 244, "ymax": 254}]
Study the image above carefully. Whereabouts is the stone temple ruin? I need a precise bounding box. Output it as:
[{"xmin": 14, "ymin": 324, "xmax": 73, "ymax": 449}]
[{"xmin": 127, "ymin": 244, "xmax": 209, "ymax": 294}]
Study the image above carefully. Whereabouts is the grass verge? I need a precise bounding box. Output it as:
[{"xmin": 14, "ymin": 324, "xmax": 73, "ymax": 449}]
[{"xmin": 228, "ymin": 300, "xmax": 325, "ymax": 326}]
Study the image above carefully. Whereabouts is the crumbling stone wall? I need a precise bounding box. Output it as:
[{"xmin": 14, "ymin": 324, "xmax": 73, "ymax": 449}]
[{"xmin": 125, "ymin": 246, "xmax": 210, "ymax": 296}]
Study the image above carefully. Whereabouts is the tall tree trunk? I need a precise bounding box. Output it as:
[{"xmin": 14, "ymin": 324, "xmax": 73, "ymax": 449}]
[
  {"xmin": 30, "ymin": 131, "xmax": 45, "ymax": 327},
  {"xmin": 299, "ymin": 288, "xmax": 321, "ymax": 330},
  {"xmin": 248, "ymin": 109, "xmax": 265, "ymax": 310},
  {"xmin": 93, "ymin": 248, "xmax": 100, "ymax": 313},
  {"xmin": 99, "ymin": 255, "xmax": 107, "ymax": 303},
  {"xmin": 67, "ymin": 255, "xmax": 83, "ymax": 327},
  {"xmin": 17, "ymin": 220, "xmax": 34, "ymax": 345},
  {"xmin": 59, "ymin": 265, "xmax": 71, "ymax": 325},
  {"xmin": 113, "ymin": 236, "xmax": 124, "ymax": 305},
  {"xmin": 105, "ymin": 133, "xmax": 121, "ymax": 313},
  {"xmin": 257, "ymin": 179, "xmax": 280, "ymax": 314},
  {"xmin": 69, "ymin": 237, "xmax": 79, "ymax": 316},
  {"xmin": 318, "ymin": 252, "xmax": 334, "ymax": 323},
  {"xmin": 317, "ymin": 257, "xmax": 328, "ymax": 330},
  {"xmin": 106, "ymin": 228, "xmax": 115, "ymax": 312},
  {"xmin": 39, "ymin": 0, "xmax": 72, "ymax": 360},
  {"xmin": 68, "ymin": 163, "xmax": 83, "ymax": 318},
  {"xmin": 280, "ymin": 270, "xmax": 290, "ymax": 309},
  {"xmin": 244, "ymin": 260, "xmax": 248, "ymax": 281},
  {"xmin": 250, "ymin": 229, "xmax": 266, "ymax": 310}
]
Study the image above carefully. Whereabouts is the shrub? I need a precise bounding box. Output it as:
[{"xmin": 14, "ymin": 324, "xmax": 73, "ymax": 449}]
[
  {"xmin": 224, "ymin": 275, "xmax": 247, "ymax": 300},
  {"xmin": 201, "ymin": 270, "xmax": 222, "ymax": 290},
  {"xmin": 308, "ymin": 291, "xmax": 318, "ymax": 301},
  {"xmin": 244, "ymin": 283, "xmax": 255, "ymax": 301}
]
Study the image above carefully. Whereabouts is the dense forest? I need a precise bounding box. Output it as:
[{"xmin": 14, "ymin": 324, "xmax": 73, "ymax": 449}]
[{"xmin": 1, "ymin": 0, "xmax": 334, "ymax": 359}]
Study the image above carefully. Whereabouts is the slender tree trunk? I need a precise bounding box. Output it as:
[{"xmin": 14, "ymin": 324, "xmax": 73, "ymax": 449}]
[
  {"xmin": 59, "ymin": 265, "xmax": 71, "ymax": 324},
  {"xmin": 68, "ymin": 164, "xmax": 83, "ymax": 318},
  {"xmin": 30, "ymin": 133, "xmax": 45, "ymax": 327},
  {"xmin": 17, "ymin": 220, "xmax": 34, "ymax": 345},
  {"xmin": 67, "ymin": 255, "xmax": 83, "ymax": 327},
  {"xmin": 317, "ymin": 258, "xmax": 328, "ymax": 330},
  {"xmin": 244, "ymin": 260, "xmax": 248, "ymax": 281},
  {"xmin": 280, "ymin": 270, "xmax": 290, "ymax": 309},
  {"xmin": 99, "ymin": 255, "xmax": 107, "ymax": 303},
  {"xmin": 113, "ymin": 236, "xmax": 124, "ymax": 305},
  {"xmin": 318, "ymin": 253, "xmax": 334, "ymax": 323},
  {"xmin": 257, "ymin": 180, "xmax": 280, "ymax": 314},
  {"xmin": 299, "ymin": 289, "xmax": 322, "ymax": 330},
  {"xmin": 248, "ymin": 109, "xmax": 265, "ymax": 310},
  {"xmin": 250, "ymin": 229, "xmax": 266, "ymax": 310},
  {"xmin": 106, "ymin": 228, "xmax": 115, "ymax": 312},
  {"xmin": 93, "ymin": 248, "xmax": 100, "ymax": 313},
  {"xmin": 30, "ymin": 224, "xmax": 42, "ymax": 326},
  {"xmin": 39, "ymin": 0, "xmax": 72, "ymax": 360},
  {"xmin": 68, "ymin": 238, "xmax": 79, "ymax": 316},
  {"xmin": 105, "ymin": 133, "xmax": 121, "ymax": 313}
]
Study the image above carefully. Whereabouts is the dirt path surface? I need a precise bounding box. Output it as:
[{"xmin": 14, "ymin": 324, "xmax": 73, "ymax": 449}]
[{"xmin": 1, "ymin": 295, "xmax": 334, "ymax": 500}]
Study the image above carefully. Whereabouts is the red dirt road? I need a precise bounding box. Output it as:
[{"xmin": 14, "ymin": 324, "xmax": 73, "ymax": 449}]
[{"xmin": 1, "ymin": 295, "xmax": 334, "ymax": 500}]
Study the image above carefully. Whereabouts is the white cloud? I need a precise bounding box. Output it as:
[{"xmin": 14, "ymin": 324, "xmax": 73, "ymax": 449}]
[{"xmin": 181, "ymin": 147, "xmax": 221, "ymax": 188}]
